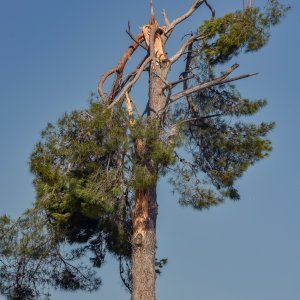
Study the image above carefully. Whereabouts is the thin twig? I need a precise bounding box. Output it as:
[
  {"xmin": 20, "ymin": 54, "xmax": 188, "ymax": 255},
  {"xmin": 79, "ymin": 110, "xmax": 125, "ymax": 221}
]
[{"xmin": 126, "ymin": 21, "xmax": 147, "ymax": 51}]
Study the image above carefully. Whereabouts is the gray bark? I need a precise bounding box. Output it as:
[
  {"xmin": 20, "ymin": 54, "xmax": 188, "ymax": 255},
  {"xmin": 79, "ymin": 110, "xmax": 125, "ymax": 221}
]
[
  {"xmin": 131, "ymin": 187, "xmax": 158, "ymax": 300},
  {"xmin": 131, "ymin": 62, "xmax": 169, "ymax": 300}
]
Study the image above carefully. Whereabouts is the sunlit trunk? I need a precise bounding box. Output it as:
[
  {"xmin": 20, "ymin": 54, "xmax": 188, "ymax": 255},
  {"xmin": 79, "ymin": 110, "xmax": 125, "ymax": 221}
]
[{"xmin": 131, "ymin": 186, "xmax": 157, "ymax": 300}]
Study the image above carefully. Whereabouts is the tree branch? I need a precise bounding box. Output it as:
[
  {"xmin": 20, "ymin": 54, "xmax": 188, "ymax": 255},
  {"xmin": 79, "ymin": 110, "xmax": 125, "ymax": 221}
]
[
  {"xmin": 97, "ymin": 67, "xmax": 118, "ymax": 104},
  {"xmin": 126, "ymin": 22, "xmax": 147, "ymax": 51},
  {"xmin": 172, "ymin": 114, "xmax": 223, "ymax": 127},
  {"xmin": 164, "ymin": 75, "xmax": 195, "ymax": 90},
  {"xmin": 98, "ymin": 31, "xmax": 144, "ymax": 104},
  {"xmin": 204, "ymin": 0, "xmax": 216, "ymax": 18},
  {"xmin": 162, "ymin": 9, "xmax": 170, "ymax": 27},
  {"xmin": 107, "ymin": 56, "xmax": 151, "ymax": 109},
  {"xmin": 121, "ymin": 54, "xmax": 149, "ymax": 90},
  {"xmin": 182, "ymin": 42, "xmax": 197, "ymax": 113},
  {"xmin": 169, "ymin": 64, "xmax": 258, "ymax": 102},
  {"xmin": 165, "ymin": 0, "xmax": 205, "ymax": 35},
  {"xmin": 169, "ymin": 33, "xmax": 205, "ymax": 65}
]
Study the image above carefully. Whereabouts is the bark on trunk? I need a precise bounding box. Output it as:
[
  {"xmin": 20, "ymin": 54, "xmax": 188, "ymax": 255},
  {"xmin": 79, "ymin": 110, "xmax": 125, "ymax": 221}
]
[
  {"xmin": 131, "ymin": 186, "xmax": 158, "ymax": 300},
  {"xmin": 131, "ymin": 45, "xmax": 169, "ymax": 299},
  {"xmin": 148, "ymin": 64, "xmax": 169, "ymax": 118}
]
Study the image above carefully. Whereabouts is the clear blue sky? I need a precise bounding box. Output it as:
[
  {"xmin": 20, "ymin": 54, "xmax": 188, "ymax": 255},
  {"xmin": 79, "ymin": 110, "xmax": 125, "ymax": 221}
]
[{"xmin": 0, "ymin": 1, "xmax": 299, "ymax": 299}]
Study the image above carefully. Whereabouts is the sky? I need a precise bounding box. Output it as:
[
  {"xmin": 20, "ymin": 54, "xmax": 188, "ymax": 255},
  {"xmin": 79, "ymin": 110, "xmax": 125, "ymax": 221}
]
[{"xmin": 0, "ymin": 0, "xmax": 299, "ymax": 299}]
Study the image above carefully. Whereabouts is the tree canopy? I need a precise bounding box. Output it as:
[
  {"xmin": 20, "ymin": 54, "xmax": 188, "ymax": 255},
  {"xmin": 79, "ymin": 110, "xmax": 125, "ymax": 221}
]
[{"xmin": 0, "ymin": 1, "xmax": 289, "ymax": 299}]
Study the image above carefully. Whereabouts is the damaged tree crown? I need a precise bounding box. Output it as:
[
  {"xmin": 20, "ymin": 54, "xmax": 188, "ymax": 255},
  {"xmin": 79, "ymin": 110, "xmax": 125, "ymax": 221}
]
[{"xmin": 0, "ymin": 1, "xmax": 290, "ymax": 300}]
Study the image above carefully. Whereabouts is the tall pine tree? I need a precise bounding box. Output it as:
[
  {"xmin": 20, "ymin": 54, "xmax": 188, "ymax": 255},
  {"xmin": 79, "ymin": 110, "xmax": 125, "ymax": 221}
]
[{"xmin": 0, "ymin": 1, "xmax": 289, "ymax": 299}]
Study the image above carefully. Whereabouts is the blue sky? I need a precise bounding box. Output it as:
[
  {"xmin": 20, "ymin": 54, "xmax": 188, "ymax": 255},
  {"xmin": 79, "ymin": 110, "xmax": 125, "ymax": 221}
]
[{"xmin": 0, "ymin": 1, "xmax": 299, "ymax": 299}]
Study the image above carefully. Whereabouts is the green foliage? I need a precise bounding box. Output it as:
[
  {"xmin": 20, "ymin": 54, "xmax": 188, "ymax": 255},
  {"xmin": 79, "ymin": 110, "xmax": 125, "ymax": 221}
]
[
  {"xmin": 198, "ymin": 1, "xmax": 289, "ymax": 64},
  {"xmin": 166, "ymin": 0, "xmax": 289, "ymax": 209},
  {"xmin": 30, "ymin": 102, "xmax": 133, "ymax": 256},
  {"xmin": 1, "ymin": 1, "xmax": 288, "ymax": 295},
  {"xmin": 130, "ymin": 119, "xmax": 176, "ymax": 189},
  {"xmin": 168, "ymin": 9, "xmax": 280, "ymax": 206},
  {"xmin": 170, "ymin": 78, "xmax": 275, "ymax": 209},
  {"xmin": 29, "ymin": 101, "xmax": 176, "ymax": 261},
  {"xmin": 0, "ymin": 209, "xmax": 101, "ymax": 299},
  {"xmin": 155, "ymin": 258, "xmax": 168, "ymax": 275}
]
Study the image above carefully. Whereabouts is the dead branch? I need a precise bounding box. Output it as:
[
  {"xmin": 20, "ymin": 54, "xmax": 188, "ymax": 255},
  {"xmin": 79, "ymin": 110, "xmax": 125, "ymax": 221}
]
[
  {"xmin": 126, "ymin": 21, "xmax": 147, "ymax": 51},
  {"xmin": 163, "ymin": 75, "xmax": 195, "ymax": 90},
  {"xmin": 169, "ymin": 33, "xmax": 206, "ymax": 64},
  {"xmin": 150, "ymin": 0, "xmax": 155, "ymax": 24},
  {"xmin": 172, "ymin": 114, "xmax": 223, "ymax": 128},
  {"xmin": 131, "ymin": 96, "xmax": 142, "ymax": 118},
  {"xmin": 107, "ymin": 56, "xmax": 152, "ymax": 109},
  {"xmin": 182, "ymin": 42, "xmax": 197, "ymax": 113},
  {"xmin": 98, "ymin": 31, "xmax": 145, "ymax": 103},
  {"xmin": 98, "ymin": 67, "xmax": 118, "ymax": 104},
  {"xmin": 121, "ymin": 54, "xmax": 149, "ymax": 90},
  {"xmin": 125, "ymin": 92, "xmax": 135, "ymax": 126},
  {"xmin": 248, "ymin": 0, "xmax": 253, "ymax": 10},
  {"xmin": 204, "ymin": 0, "xmax": 216, "ymax": 18},
  {"xmin": 162, "ymin": 9, "xmax": 170, "ymax": 27},
  {"xmin": 169, "ymin": 64, "xmax": 258, "ymax": 102},
  {"xmin": 165, "ymin": 0, "xmax": 205, "ymax": 35}
]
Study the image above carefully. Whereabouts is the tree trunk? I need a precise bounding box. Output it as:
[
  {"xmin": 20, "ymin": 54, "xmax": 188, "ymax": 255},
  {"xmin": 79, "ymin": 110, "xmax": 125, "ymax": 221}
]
[
  {"xmin": 148, "ymin": 64, "xmax": 169, "ymax": 118},
  {"xmin": 131, "ymin": 50, "xmax": 169, "ymax": 299},
  {"xmin": 131, "ymin": 186, "xmax": 158, "ymax": 300}
]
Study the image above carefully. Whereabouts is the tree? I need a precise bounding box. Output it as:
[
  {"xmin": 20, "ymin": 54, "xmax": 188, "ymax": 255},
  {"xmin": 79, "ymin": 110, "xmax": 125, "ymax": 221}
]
[{"xmin": 0, "ymin": 1, "xmax": 289, "ymax": 299}]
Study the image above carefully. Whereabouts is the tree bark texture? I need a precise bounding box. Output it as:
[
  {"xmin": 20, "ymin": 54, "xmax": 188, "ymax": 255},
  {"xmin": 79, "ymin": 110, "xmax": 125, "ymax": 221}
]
[
  {"xmin": 131, "ymin": 186, "xmax": 158, "ymax": 300},
  {"xmin": 131, "ymin": 61, "xmax": 169, "ymax": 300},
  {"xmin": 148, "ymin": 62, "xmax": 169, "ymax": 118}
]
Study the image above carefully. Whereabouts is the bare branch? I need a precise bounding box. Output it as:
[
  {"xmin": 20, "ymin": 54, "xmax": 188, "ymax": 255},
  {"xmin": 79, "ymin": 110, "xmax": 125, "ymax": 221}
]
[
  {"xmin": 164, "ymin": 75, "xmax": 195, "ymax": 90},
  {"xmin": 98, "ymin": 67, "xmax": 117, "ymax": 104},
  {"xmin": 169, "ymin": 64, "xmax": 257, "ymax": 102},
  {"xmin": 170, "ymin": 69, "xmax": 258, "ymax": 102},
  {"xmin": 204, "ymin": 0, "xmax": 216, "ymax": 18},
  {"xmin": 131, "ymin": 96, "xmax": 142, "ymax": 118},
  {"xmin": 248, "ymin": 0, "xmax": 253, "ymax": 10},
  {"xmin": 126, "ymin": 21, "xmax": 147, "ymax": 51},
  {"xmin": 216, "ymin": 72, "xmax": 259, "ymax": 85},
  {"xmin": 107, "ymin": 56, "xmax": 152, "ymax": 109},
  {"xmin": 172, "ymin": 114, "xmax": 223, "ymax": 127},
  {"xmin": 121, "ymin": 54, "xmax": 149, "ymax": 89},
  {"xmin": 169, "ymin": 34, "xmax": 206, "ymax": 64},
  {"xmin": 182, "ymin": 41, "xmax": 197, "ymax": 113},
  {"xmin": 119, "ymin": 257, "xmax": 132, "ymax": 293},
  {"xmin": 150, "ymin": 0, "xmax": 155, "ymax": 24},
  {"xmin": 162, "ymin": 9, "xmax": 170, "ymax": 27},
  {"xmin": 98, "ymin": 31, "xmax": 144, "ymax": 103},
  {"xmin": 165, "ymin": 0, "xmax": 205, "ymax": 34}
]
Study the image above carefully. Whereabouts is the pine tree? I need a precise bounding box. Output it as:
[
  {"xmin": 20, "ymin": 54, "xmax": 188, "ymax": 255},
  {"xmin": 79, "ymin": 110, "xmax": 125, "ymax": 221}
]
[{"xmin": 0, "ymin": 1, "xmax": 289, "ymax": 299}]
